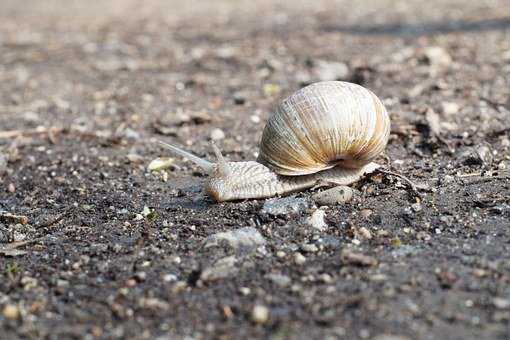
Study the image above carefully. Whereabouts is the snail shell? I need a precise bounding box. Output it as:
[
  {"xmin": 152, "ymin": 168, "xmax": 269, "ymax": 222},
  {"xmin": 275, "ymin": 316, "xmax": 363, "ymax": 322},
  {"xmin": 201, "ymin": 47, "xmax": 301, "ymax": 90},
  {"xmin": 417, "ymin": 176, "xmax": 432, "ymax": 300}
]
[
  {"xmin": 258, "ymin": 81, "xmax": 390, "ymax": 175},
  {"xmin": 159, "ymin": 81, "xmax": 390, "ymax": 202}
]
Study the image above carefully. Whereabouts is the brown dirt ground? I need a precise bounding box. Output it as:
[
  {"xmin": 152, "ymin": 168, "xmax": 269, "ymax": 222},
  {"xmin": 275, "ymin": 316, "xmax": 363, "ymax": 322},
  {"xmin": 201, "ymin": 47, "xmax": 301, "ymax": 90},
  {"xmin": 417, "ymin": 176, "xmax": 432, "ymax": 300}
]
[{"xmin": 0, "ymin": 1, "xmax": 509, "ymax": 339}]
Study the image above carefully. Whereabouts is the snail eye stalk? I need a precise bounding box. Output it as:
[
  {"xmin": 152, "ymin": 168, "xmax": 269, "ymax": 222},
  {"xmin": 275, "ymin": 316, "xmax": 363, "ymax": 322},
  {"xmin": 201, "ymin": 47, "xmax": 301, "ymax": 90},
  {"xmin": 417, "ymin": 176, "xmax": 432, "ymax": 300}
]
[{"xmin": 157, "ymin": 141, "xmax": 215, "ymax": 174}]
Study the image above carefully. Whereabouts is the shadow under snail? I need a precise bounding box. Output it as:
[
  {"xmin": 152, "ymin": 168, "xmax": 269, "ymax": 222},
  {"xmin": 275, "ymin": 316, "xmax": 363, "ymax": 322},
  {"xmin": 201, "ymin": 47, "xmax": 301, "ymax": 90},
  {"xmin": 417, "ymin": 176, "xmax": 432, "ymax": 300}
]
[{"xmin": 159, "ymin": 81, "xmax": 421, "ymax": 202}]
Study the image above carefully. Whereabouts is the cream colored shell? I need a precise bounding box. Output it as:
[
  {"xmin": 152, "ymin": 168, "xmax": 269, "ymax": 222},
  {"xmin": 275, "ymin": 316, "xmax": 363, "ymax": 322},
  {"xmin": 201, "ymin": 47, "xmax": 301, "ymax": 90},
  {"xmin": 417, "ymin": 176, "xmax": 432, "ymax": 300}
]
[{"xmin": 257, "ymin": 81, "xmax": 390, "ymax": 176}]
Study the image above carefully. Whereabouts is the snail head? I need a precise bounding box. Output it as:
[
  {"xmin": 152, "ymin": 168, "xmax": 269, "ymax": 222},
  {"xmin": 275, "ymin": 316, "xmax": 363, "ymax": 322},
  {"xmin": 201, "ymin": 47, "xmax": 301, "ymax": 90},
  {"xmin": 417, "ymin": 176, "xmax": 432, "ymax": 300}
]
[{"xmin": 157, "ymin": 141, "xmax": 235, "ymax": 201}]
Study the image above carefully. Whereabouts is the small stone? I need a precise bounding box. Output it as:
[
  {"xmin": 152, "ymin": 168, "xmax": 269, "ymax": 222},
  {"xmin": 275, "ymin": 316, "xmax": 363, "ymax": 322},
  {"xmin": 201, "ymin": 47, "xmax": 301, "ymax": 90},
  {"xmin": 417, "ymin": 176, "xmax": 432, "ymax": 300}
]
[
  {"xmin": 210, "ymin": 128, "xmax": 225, "ymax": 141},
  {"xmin": 360, "ymin": 209, "xmax": 373, "ymax": 218},
  {"xmin": 369, "ymin": 274, "xmax": 388, "ymax": 282},
  {"xmin": 252, "ymin": 305, "xmax": 269, "ymax": 324},
  {"xmin": 148, "ymin": 157, "xmax": 174, "ymax": 171},
  {"xmin": 250, "ymin": 115, "xmax": 261, "ymax": 124},
  {"xmin": 441, "ymin": 102, "xmax": 459, "ymax": 115},
  {"xmin": 139, "ymin": 297, "xmax": 169, "ymax": 311},
  {"xmin": 126, "ymin": 153, "xmax": 144, "ymax": 164},
  {"xmin": 312, "ymin": 186, "xmax": 353, "ymax": 206},
  {"xmin": 472, "ymin": 268, "xmax": 488, "ymax": 278},
  {"xmin": 3, "ymin": 304, "xmax": 20, "ymax": 319},
  {"xmin": 341, "ymin": 249, "xmax": 377, "ymax": 267},
  {"xmin": 260, "ymin": 197, "xmax": 309, "ymax": 216},
  {"xmin": 358, "ymin": 227, "xmax": 372, "ymax": 240},
  {"xmin": 163, "ymin": 274, "xmax": 177, "ymax": 282},
  {"xmin": 476, "ymin": 145, "xmax": 493, "ymax": 166},
  {"xmin": 493, "ymin": 297, "xmax": 510, "ymax": 309},
  {"xmin": 422, "ymin": 46, "xmax": 452, "ymax": 67},
  {"xmin": 122, "ymin": 128, "xmax": 140, "ymax": 140},
  {"xmin": 134, "ymin": 272, "xmax": 147, "ymax": 281},
  {"xmin": 294, "ymin": 252, "xmax": 306, "ymax": 265},
  {"xmin": 204, "ymin": 227, "xmax": 266, "ymax": 251},
  {"xmin": 171, "ymin": 281, "xmax": 188, "ymax": 294},
  {"xmin": 239, "ymin": 287, "xmax": 251, "ymax": 295},
  {"xmin": 301, "ymin": 243, "xmax": 318, "ymax": 253},
  {"xmin": 276, "ymin": 251, "xmax": 286, "ymax": 258},
  {"xmin": 503, "ymin": 50, "xmax": 510, "ymax": 61},
  {"xmin": 266, "ymin": 273, "xmax": 291, "ymax": 287},
  {"xmin": 7, "ymin": 183, "xmax": 15, "ymax": 193},
  {"xmin": 200, "ymin": 256, "xmax": 238, "ymax": 282},
  {"xmin": 411, "ymin": 203, "xmax": 422, "ymax": 212},
  {"xmin": 306, "ymin": 209, "xmax": 328, "ymax": 231},
  {"xmin": 0, "ymin": 153, "xmax": 7, "ymax": 175},
  {"xmin": 314, "ymin": 60, "xmax": 349, "ymax": 81}
]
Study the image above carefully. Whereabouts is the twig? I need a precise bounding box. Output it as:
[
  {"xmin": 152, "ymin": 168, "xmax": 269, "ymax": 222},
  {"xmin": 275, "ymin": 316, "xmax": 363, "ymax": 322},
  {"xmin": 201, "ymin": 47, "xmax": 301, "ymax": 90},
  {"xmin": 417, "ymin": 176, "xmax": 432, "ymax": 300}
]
[
  {"xmin": 0, "ymin": 213, "xmax": 28, "ymax": 225},
  {"xmin": 0, "ymin": 127, "xmax": 63, "ymax": 139},
  {"xmin": 377, "ymin": 168, "xmax": 431, "ymax": 193}
]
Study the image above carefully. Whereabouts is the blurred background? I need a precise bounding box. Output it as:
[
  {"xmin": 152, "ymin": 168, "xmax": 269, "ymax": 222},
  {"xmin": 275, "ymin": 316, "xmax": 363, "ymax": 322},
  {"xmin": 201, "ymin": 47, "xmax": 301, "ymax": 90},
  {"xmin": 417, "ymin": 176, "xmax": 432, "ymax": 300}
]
[
  {"xmin": 1, "ymin": 0, "xmax": 508, "ymax": 147},
  {"xmin": 1, "ymin": 2, "xmax": 509, "ymax": 339}
]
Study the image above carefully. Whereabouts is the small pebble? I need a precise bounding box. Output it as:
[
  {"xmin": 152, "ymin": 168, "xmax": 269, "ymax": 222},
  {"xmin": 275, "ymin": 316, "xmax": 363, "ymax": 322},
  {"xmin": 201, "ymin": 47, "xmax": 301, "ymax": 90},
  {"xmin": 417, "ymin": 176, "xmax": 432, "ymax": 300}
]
[
  {"xmin": 0, "ymin": 153, "xmax": 7, "ymax": 175},
  {"xmin": 312, "ymin": 186, "xmax": 353, "ymax": 206},
  {"xmin": 210, "ymin": 128, "xmax": 226, "ymax": 141},
  {"xmin": 493, "ymin": 297, "xmax": 510, "ymax": 309},
  {"xmin": 126, "ymin": 153, "xmax": 144, "ymax": 164},
  {"xmin": 252, "ymin": 305, "xmax": 269, "ymax": 324},
  {"xmin": 260, "ymin": 197, "xmax": 309, "ymax": 216},
  {"xmin": 239, "ymin": 287, "xmax": 251, "ymax": 295},
  {"xmin": 360, "ymin": 209, "xmax": 373, "ymax": 218},
  {"xmin": 148, "ymin": 157, "xmax": 174, "ymax": 171},
  {"xmin": 294, "ymin": 252, "xmax": 306, "ymax": 265},
  {"xmin": 314, "ymin": 60, "xmax": 349, "ymax": 81},
  {"xmin": 266, "ymin": 273, "xmax": 291, "ymax": 287},
  {"xmin": 276, "ymin": 250, "xmax": 286, "ymax": 258},
  {"xmin": 204, "ymin": 227, "xmax": 266, "ymax": 251},
  {"xmin": 358, "ymin": 227, "xmax": 372, "ymax": 240},
  {"xmin": 163, "ymin": 274, "xmax": 178, "ymax": 282},
  {"xmin": 441, "ymin": 102, "xmax": 459, "ymax": 115},
  {"xmin": 306, "ymin": 209, "xmax": 327, "ymax": 231},
  {"xmin": 3, "ymin": 304, "xmax": 20, "ymax": 319},
  {"xmin": 200, "ymin": 256, "xmax": 237, "ymax": 282},
  {"xmin": 422, "ymin": 46, "xmax": 452, "ymax": 67},
  {"xmin": 341, "ymin": 249, "xmax": 377, "ymax": 267},
  {"xmin": 301, "ymin": 243, "xmax": 318, "ymax": 253}
]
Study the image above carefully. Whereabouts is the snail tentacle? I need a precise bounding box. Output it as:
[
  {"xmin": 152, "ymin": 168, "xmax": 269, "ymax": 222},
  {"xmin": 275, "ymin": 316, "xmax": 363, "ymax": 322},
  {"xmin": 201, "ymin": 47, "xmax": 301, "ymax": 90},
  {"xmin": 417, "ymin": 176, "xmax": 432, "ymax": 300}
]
[{"xmin": 157, "ymin": 141, "xmax": 215, "ymax": 173}]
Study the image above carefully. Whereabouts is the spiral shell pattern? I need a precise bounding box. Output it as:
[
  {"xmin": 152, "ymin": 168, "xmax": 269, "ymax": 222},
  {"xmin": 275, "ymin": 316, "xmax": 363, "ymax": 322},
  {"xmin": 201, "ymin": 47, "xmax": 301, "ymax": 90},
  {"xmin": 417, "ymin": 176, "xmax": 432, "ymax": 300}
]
[{"xmin": 257, "ymin": 81, "xmax": 390, "ymax": 176}]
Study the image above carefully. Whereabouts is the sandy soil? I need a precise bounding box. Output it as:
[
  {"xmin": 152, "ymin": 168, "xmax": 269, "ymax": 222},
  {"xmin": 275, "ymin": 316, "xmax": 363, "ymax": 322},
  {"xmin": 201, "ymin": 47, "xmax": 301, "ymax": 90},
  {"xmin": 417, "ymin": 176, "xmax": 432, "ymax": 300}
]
[{"xmin": 0, "ymin": 1, "xmax": 509, "ymax": 339}]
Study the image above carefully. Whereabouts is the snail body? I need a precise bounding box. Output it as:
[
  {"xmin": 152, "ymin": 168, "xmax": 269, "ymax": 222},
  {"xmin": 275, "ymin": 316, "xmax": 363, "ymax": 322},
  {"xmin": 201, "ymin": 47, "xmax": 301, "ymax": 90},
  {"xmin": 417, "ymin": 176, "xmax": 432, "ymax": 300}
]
[{"xmin": 160, "ymin": 81, "xmax": 390, "ymax": 202}]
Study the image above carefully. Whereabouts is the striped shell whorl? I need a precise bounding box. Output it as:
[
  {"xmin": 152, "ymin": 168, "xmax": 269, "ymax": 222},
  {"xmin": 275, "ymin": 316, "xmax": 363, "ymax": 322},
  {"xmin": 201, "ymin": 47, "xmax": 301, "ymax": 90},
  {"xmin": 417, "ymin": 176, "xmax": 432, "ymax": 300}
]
[{"xmin": 257, "ymin": 81, "xmax": 390, "ymax": 176}]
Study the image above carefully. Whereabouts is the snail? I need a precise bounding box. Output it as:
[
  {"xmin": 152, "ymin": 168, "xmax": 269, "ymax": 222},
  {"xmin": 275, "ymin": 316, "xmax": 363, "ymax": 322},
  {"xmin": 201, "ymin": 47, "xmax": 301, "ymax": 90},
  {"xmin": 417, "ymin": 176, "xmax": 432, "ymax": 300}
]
[{"xmin": 159, "ymin": 81, "xmax": 393, "ymax": 202}]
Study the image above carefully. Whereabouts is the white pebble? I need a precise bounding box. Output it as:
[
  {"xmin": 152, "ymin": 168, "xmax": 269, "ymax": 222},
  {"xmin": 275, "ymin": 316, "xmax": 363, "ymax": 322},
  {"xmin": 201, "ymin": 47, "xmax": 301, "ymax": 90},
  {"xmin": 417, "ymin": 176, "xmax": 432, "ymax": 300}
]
[
  {"xmin": 252, "ymin": 305, "xmax": 269, "ymax": 324},
  {"xmin": 294, "ymin": 253, "xmax": 306, "ymax": 265},
  {"xmin": 210, "ymin": 128, "xmax": 226, "ymax": 141},
  {"xmin": 306, "ymin": 209, "xmax": 328, "ymax": 231}
]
